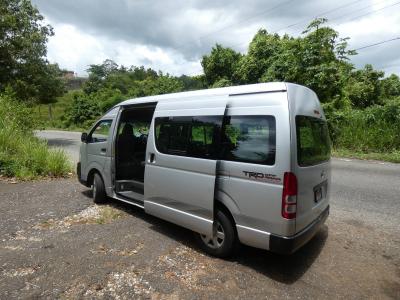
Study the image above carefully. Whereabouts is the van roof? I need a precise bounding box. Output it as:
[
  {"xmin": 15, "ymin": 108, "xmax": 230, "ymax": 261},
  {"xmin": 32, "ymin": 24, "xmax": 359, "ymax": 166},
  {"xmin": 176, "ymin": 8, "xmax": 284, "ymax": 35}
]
[{"xmin": 118, "ymin": 82, "xmax": 289, "ymax": 106}]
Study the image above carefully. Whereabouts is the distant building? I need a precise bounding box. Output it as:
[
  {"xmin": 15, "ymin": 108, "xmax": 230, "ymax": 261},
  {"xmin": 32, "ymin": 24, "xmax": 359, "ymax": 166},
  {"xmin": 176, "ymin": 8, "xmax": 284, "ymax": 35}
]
[{"xmin": 61, "ymin": 70, "xmax": 76, "ymax": 79}]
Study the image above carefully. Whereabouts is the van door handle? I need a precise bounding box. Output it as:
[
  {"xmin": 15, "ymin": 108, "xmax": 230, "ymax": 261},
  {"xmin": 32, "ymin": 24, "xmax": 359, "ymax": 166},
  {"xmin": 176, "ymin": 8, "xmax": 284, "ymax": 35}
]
[
  {"xmin": 100, "ymin": 148, "xmax": 107, "ymax": 154},
  {"xmin": 149, "ymin": 153, "xmax": 156, "ymax": 163}
]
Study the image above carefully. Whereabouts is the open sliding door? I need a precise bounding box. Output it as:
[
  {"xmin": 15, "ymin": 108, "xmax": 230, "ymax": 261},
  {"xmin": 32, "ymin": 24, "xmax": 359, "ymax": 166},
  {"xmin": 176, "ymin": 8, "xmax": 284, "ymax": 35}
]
[{"xmin": 144, "ymin": 96, "xmax": 228, "ymax": 236}]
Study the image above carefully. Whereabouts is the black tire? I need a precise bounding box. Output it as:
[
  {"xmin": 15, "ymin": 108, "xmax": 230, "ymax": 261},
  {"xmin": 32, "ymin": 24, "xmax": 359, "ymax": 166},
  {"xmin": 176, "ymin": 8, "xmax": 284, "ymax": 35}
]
[
  {"xmin": 92, "ymin": 173, "xmax": 107, "ymax": 204},
  {"xmin": 195, "ymin": 209, "xmax": 236, "ymax": 258}
]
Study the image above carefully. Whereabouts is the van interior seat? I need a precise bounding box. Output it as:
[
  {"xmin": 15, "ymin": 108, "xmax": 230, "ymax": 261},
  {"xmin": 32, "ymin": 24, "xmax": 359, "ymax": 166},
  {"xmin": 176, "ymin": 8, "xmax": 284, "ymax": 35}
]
[
  {"xmin": 118, "ymin": 123, "xmax": 136, "ymax": 161},
  {"xmin": 117, "ymin": 123, "xmax": 141, "ymax": 180}
]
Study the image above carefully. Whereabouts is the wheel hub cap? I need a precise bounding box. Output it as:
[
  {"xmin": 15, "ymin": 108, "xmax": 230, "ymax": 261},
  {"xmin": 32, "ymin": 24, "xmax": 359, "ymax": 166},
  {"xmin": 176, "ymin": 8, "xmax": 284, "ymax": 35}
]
[{"xmin": 200, "ymin": 221, "xmax": 225, "ymax": 249}]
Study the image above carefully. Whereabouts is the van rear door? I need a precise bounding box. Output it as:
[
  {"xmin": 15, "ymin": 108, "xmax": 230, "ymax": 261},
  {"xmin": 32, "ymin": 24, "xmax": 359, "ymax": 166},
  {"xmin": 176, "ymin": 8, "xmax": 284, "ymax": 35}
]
[
  {"xmin": 144, "ymin": 97, "xmax": 228, "ymax": 237},
  {"xmin": 294, "ymin": 115, "xmax": 331, "ymax": 232}
]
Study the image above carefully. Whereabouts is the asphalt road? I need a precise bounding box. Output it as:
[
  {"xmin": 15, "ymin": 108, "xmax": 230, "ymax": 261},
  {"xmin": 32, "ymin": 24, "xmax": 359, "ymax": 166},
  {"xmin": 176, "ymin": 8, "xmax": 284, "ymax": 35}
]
[
  {"xmin": 36, "ymin": 130, "xmax": 82, "ymax": 165},
  {"xmin": 0, "ymin": 130, "xmax": 397, "ymax": 299}
]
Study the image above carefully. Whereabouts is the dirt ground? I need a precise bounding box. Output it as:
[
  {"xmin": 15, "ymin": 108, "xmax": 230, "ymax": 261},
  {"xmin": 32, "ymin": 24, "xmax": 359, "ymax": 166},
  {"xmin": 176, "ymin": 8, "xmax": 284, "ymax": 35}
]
[{"xmin": 0, "ymin": 178, "xmax": 399, "ymax": 299}]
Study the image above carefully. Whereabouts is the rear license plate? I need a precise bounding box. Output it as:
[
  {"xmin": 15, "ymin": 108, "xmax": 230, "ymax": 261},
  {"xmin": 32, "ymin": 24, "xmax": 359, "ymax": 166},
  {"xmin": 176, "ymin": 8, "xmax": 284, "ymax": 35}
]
[{"xmin": 314, "ymin": 180, "xmax": 327, "ymax": 203}]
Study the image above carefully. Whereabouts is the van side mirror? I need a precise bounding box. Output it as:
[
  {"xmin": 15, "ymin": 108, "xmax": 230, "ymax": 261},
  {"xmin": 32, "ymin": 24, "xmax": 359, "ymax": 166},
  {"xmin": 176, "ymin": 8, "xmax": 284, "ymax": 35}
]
[{"xmin": 81, "ymin": 132, "xmax": 88, "ymax": 143}]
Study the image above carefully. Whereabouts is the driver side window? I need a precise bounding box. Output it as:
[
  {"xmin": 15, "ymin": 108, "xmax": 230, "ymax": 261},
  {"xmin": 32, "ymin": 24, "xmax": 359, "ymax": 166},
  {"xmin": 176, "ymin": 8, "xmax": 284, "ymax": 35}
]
[{"xmin": 89, "ymin": 120, "xmax": 113, "ymax": 143}]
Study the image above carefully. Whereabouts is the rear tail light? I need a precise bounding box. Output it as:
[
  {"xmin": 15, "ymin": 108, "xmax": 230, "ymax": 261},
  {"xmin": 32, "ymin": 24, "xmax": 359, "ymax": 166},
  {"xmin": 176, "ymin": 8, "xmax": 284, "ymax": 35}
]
[{"xmin": 282, "ymin": 172, "xmax": 297, "ymax": 219}]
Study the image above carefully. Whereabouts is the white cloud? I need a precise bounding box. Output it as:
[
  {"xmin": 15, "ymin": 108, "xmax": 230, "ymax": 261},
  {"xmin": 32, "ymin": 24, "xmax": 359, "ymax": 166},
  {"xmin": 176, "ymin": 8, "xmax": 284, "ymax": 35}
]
[
  {"xmin": 46, "ymin": 20, "xmax": 203, "ymax": 76},
  {"xmin": 37, "ymin": 0, "xmax": 400, "ymax": 77},
  {"xmin": 46, "ymin": 22, "xmax": 108, "ymax": 75}
]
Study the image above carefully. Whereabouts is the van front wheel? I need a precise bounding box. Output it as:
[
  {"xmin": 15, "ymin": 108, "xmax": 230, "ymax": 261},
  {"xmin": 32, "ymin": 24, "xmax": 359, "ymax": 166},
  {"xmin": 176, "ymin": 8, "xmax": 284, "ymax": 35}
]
[
  {"xmin": 92, "ymin": 173, "xmax": 107, "ymax": 204},
  {"xmin": 196, "ymin": 210, "xmax": 236, "ymax": 258}
]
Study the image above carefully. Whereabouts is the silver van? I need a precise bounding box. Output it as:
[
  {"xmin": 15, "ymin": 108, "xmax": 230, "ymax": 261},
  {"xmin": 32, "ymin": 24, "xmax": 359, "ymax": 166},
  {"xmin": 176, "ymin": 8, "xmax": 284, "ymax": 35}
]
[{"xmin": 77, "ymin": 82, "xmax": 331, "ymax": 257}]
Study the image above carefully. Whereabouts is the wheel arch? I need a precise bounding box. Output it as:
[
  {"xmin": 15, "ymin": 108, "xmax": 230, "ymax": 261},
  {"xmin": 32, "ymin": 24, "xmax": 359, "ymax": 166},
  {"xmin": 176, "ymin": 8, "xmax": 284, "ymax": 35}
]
[
  {"xmin": 87, "ymin": 168, "xmax": 103, "ymax": 187},
  {"xmin": 214, "ymin": 190, "xmax": 240, "ymax": 228}
]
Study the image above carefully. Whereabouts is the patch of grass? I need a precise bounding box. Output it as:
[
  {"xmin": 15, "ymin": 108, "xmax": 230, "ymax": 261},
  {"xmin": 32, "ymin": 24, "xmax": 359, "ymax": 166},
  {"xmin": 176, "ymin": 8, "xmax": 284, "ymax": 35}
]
[
  {"xmin": 0, "ymin": 94, "xmax": 72, "ymax": 180},
  {"xmin": 96, "ymin": 206, "xmax": 123, "ymax": 225},
  {"xmin": 36, "ymin": 90, "xmax": 97, "ymax": 131},
  {"xmin": 333, "ymin": 148, "xmax": 400, "ymax": 163},
  {"xmin": 0, "ymin": 128, "xmax": 72, "ymax": 179},
  {"xmin": 327, "ymin": 100, "xmax": 400, "ymax": 153},
  {"xmin": 35, "ymin": 205, "xmax": 124, "ymax": 230},
  {"xmin": 36, "ymin": 92, "xmax": 73, "ymax": 129}
]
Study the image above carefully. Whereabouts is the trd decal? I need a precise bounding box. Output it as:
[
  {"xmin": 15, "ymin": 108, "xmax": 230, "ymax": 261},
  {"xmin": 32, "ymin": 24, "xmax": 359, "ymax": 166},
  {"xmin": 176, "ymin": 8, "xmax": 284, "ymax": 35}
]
[{"xmin": 243, "ymin": 171, "xmax": 281, "ymax": 183}]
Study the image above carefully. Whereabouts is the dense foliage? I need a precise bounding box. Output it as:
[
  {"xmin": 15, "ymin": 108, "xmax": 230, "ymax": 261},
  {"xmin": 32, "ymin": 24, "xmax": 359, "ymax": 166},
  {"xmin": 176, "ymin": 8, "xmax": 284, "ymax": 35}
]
[
  {"xmin": 63, "ymin": 62, "xmax": 193, "ymax": 127},
  {"xmin": 327, "ymin": 98, "xmax": 400, "ymax": 152},
  {"xmin": 201, "ymin": 18, "xmax": 400, "ymax": 109}
]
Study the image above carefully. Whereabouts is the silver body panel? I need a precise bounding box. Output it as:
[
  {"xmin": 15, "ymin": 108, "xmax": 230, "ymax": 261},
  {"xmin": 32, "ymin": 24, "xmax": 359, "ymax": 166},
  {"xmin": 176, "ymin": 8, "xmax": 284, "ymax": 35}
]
[
  {"xmin": 144, "ymin": 97, "xmax": 228, "ymax": 236},
  {"xmin": 78, "ymin": 82, "xmax": 331, "ymax": 251}
]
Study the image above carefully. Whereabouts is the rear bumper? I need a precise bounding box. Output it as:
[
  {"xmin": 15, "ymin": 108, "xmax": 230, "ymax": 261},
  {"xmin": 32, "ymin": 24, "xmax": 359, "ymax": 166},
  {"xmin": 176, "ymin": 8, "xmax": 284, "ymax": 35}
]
[
  {"xmin": 269, "ymin": 205, "xmax": 329, "ymax": 255},
  {"xmin": 76, "ymin": 162, "xmax": 88, "ymax": 186}
]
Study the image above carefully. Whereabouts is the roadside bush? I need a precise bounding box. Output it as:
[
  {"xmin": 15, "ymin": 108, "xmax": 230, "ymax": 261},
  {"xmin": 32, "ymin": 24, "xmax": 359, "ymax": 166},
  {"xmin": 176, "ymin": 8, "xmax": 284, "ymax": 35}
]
[
  {"xmin": 331, "ymin": 98, "xmax": 400, "ymax": 153},
  {"xmin": 63, "ymin": 91, "xmax": 101, "ymax": 128},
  {"xmin": 0, "ymin": 94, "xmax": 71, "ymax": 179}
]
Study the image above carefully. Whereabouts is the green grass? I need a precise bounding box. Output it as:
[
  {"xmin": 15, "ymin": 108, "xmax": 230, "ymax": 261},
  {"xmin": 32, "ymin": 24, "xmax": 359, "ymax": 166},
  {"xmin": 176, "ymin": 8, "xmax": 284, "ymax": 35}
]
[
  {"xmin": 0, "ymin": 127, "xmax": 72, "ymax": 179},
  {"xmin": 333, "ymin": 148, "xmax": 400, "ymax": 163},
  {"xmin": 95, "ymin": 206, "xmax": 124, "ymax": 225},
  {"xmin": 36, "ymin": 91, "xmax": 76, "ymax": 129},
  {"xmin": 0, "ymin": 93, "xmax": 72, "ymax": 180}
]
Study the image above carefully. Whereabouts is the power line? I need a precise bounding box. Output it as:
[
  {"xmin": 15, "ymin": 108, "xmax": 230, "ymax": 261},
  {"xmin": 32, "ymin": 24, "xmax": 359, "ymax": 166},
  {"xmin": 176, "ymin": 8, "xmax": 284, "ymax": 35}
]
[
  {"xmin": 226, "ymin": 0, "xmax": 383, "ymax": 49},
  {"xmin": 354, "ymin": 37, "xmax": 400, "ymax": 51},
  {"xmin": 325, "ymin": 0, "xmax": 393, "ymax": 24},
  {"xmin": 176, "ymin": 0, "xmax": 394, "ymax": 68},
  {"xmin": 185, "ymin": 38, "xmax": 400, "ymax": 77},
  {"xmin": 172, "ymin": 0, "xmax": 297, "ymax": 52},
  {"xmin": 288, "ymin": 0, "xmax": 400, "ymax": 36},
  {"xmin": 377, "ymin": 62, "xmax": 400, "ymax": 69},
  {"xmin": 178, "ymin": 1, "xmax": 400, "ymax": 76},
  {"xmin": 331, "ymin": 0, "xmax": 400, "ymax": 25},
  {"xmin": 275, "ymin": 0, "xmax": 365, "ymax": 33}
]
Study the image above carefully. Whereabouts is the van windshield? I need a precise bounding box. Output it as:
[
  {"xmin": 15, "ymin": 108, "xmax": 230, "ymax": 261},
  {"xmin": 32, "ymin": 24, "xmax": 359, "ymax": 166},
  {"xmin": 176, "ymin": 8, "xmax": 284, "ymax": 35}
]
[{"xmin": 296, "ymin": 116, "xmax": 331, "ymax": 167}]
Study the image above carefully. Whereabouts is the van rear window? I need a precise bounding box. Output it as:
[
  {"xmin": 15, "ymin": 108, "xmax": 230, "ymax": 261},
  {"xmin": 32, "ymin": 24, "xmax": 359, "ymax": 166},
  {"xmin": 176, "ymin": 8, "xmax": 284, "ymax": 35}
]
[{"xmin": 296, "ymin": 116, "xmax": 331, "ymax": 166}]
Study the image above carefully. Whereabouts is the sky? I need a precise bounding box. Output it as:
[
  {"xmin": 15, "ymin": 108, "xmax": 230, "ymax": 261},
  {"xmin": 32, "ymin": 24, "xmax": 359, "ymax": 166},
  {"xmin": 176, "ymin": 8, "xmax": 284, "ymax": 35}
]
[{"xmin": 31, "ymin": 0, "xmax": 400, "ymax": 77}]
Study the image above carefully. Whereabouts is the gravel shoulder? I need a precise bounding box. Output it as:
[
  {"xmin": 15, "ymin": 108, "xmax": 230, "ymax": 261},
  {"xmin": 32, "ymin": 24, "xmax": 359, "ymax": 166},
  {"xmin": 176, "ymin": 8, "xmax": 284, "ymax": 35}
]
[{"xmin": 0, "ymin": 179, "xmax": 399, "ymax": 299}]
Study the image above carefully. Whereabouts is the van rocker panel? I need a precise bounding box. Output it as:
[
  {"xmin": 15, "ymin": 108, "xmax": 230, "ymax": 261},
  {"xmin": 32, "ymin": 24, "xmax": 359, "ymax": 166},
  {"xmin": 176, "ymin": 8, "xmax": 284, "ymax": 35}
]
[{"xmin": 144, "ymin": 200, "xmax": 213, "ymax": 235}]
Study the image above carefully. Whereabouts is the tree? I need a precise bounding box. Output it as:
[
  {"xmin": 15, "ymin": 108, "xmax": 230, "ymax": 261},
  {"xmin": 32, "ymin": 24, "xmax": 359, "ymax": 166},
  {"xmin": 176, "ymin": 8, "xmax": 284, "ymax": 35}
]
[
  {"xmin": 211, "ymin": 78, "xmax": 233, "ymax": 88},
  {"xmin": 380, "ymin": 74, "xmax": 400, "ymax": 99},
  {"xmin": 178, "ymin": 75, "xmax": 206, "ymax": 91},
  {"xmin": 128, "ymin": 75, "xmax": 184, "ymax": 98},
  {"xmin": 235, "ymin": 30, "xmax": 284, "ymax": 84},
  {"xmin": 218, "ymin": 19, "xmax": 356, "ymax": 103},
  {"xmin": 201, "ymin": 44, "xmax": 242, "ymax": 86},
  {"xmin": 344, "ymin": 64, "xmax": 384, "ymax": 108},
  {"xmin": 84, "ymin": 60, "xmax": 119, "ymax": 94},
  {"xmin": 63, "ymin": 91, "xmax": 101, "ymax": 127},
  {"xmin": 0, "ymin": 0, "xmax": 64, "ymax": 104}
]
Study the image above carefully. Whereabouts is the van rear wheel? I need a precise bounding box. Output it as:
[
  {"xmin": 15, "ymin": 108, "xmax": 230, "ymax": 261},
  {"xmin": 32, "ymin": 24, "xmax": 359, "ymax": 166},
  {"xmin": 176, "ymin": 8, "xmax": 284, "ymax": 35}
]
[
  {"xmin": 92, "ymin": 173, "xmax": 107, "ymax": 204},
  {"xmin": 196, "ymin": 210, "xmax": 236, "ymax": 258}
]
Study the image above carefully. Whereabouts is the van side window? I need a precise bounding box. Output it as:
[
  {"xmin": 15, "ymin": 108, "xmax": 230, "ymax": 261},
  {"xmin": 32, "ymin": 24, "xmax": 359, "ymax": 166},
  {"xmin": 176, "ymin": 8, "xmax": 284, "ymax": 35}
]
[
  {"xmin": 155, "ymin": 116, "xmax": 222, "ymax": 159},
  {"xmin": 88, "ymin": 120, "xmax": 113, "ymax": 143},
  {"xmin": 221, "ymin": 116, "xmax": 276, "ymax": 165}
]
